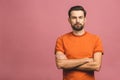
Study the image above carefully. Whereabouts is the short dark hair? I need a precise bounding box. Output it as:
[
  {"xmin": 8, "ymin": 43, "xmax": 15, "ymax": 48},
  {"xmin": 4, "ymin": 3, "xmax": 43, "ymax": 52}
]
[{"xmin": 68, "ymin": 5, "xmax": 87, "ymax": 17}]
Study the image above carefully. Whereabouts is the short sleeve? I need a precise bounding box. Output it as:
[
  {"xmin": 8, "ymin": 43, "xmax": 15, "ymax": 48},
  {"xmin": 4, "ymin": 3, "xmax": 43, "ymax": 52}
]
[
  {"xmin": 55, "ymin": 37, "xmax": 65, "ymax": 54},
  {"xmin": 94, "ymin": 36, "xmax": 104, "ymax": 54}
]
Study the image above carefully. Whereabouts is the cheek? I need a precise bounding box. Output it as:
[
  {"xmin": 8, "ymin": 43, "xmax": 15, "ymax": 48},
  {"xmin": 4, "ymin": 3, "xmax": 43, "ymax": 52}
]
[
  {"xmin": 81, "ymin": 20, "xmax": 85, "ymax": 24},
  {"xmin": 71, "ymin": 20, "xmax": 76, "ymax": 24}
]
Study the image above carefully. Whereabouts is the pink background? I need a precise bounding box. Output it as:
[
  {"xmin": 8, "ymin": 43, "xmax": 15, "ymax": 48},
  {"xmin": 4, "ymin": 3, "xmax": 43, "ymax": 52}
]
[{"xmin": 0, "ymin": 0, "xmax": 120, "ymax": 80}]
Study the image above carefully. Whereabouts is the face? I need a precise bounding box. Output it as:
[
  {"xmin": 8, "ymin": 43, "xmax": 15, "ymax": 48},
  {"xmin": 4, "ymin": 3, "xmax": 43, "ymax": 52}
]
[{"xmin": 69, "ymin": 10, "xmax": 86, "ymax": 31}]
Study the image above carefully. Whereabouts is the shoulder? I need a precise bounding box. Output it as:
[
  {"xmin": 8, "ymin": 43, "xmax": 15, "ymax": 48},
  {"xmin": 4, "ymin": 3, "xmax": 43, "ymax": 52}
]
[
  {"xmin": 57, "ymin": 32, "xmax": 72, "ymax": 39},
  {"xmin": 86, "ymin": 32, "xmax": 101, "ymax": 40},
  {"xmin": 55, "ymin": 32, "xmax": 72, "ymax": 44}
]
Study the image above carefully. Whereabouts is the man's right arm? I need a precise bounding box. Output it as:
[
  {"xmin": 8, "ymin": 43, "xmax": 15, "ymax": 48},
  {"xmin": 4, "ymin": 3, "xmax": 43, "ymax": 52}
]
[{"xmin": 55, "ymin": 51, "xmax": 93, "ymax": 69}]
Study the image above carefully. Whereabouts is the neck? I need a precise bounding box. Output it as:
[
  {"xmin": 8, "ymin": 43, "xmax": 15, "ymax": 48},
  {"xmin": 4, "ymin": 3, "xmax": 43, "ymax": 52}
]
[{"xmin": 72, "ymin": 29, "xmax": 85, "ymax": 36}]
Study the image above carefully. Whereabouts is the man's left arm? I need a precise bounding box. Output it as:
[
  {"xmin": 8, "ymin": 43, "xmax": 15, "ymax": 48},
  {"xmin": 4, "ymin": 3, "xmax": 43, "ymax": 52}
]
[{"xmin": 76, "ymin": 52, "xmax": 102, "ymax": 71}]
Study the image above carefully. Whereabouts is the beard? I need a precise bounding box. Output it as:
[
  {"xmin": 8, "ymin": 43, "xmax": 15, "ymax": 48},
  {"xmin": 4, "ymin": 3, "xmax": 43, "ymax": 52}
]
[{"xmin": 71, "ymin": 23, "xmax": 84, "ymax": 31}]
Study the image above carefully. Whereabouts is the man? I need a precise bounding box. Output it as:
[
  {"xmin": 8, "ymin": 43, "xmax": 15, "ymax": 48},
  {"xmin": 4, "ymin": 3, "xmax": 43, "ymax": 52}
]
[{"xmin": 55, "ymin": 5, "xmax": 103, "ymax": 80}]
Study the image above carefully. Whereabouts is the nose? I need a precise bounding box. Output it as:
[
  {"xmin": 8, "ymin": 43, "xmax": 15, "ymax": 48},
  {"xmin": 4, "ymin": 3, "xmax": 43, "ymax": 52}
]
[{"xmin": 76, "ymin": 18, "xmax": 80, "ymax": 23}]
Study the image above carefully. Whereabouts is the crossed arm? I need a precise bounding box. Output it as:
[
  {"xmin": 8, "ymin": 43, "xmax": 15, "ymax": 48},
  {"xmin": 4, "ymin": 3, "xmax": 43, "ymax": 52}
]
[{"xmin": 55, "ymin": 51, "xmax": 102, "ymax": 71}]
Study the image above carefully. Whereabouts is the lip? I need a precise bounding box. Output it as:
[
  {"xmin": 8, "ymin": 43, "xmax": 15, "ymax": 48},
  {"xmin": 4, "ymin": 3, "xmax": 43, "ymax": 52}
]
[
  {"xmin": 75, "ymin": 23, "xmax": 81, "ymax": 25},
  {"xmin": 75, "ymin": 24, "xmax": 81, "ymax": 26}
]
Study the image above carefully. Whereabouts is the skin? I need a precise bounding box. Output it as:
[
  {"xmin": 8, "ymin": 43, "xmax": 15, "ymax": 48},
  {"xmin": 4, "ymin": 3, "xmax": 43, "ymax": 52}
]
[
  {"xmin": 55, "ymin": 10, "xmax": 102, "ymax": 71},
  {"xmin": 68, "ymin": 10, "xmax": 86, "ymax": 36}
]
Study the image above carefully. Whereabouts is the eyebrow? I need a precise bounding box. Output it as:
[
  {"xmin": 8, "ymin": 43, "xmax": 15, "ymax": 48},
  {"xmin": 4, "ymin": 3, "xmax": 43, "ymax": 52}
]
[{"xmin": 71, "ymin": 15, "xmax": 84, "ymax": 18}]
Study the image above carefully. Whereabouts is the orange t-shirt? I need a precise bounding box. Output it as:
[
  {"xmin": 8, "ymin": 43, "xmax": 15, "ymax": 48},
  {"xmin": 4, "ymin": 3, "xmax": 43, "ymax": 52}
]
[{"xmin": 55, "ymin": 31, "xmax": 103, "ymax": 80}]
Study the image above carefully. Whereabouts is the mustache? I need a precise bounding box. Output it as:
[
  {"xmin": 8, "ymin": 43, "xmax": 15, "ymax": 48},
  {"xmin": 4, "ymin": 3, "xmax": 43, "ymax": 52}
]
[{"xmin": 74, "ymin": 22, "xmax": 81, "ymax": 25}]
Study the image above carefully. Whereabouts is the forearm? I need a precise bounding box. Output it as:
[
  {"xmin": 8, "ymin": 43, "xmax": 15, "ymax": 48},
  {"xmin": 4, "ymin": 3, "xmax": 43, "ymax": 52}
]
[
  {"xmin": 56, "ymin": 58, "xmax": 91, "ymax": 69},
  {"xmin": 76, "ymin": 52, "xmax": 103, "ymax": 71},
  {"xmin": 76, "ymin": 62, "xmax": 100, "ymax": 71}
]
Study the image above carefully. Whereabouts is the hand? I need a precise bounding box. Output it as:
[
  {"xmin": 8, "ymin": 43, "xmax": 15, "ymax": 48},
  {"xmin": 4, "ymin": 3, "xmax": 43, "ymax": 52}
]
[{"xmin": 84, "ymin": 58, "xmax": 93, "ymax": 63}]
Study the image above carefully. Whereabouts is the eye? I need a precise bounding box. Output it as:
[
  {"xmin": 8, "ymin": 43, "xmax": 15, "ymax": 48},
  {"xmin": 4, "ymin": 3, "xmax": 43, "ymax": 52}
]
[
  {"xmin": 79, "ymin": 16, "xmax": 84, "ymax": 19},
  {"xmin": 71, "ymin": 16, "xmax": 76, "ymax": 19}
]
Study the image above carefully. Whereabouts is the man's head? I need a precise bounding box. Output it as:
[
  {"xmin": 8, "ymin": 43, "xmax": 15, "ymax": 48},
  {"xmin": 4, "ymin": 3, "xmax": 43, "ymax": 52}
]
[{"xmin": 68, "ymin": 6, "xmax": 87, "ymax": 31}]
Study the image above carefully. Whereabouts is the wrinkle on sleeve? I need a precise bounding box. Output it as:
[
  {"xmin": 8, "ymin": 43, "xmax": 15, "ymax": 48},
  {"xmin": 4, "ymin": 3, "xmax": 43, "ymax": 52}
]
[
  {"xmin": 94, "ymin": 36, "xmax": 104, "ymax": 55},
  {"xmin": 55, "ymin": 37, "xmax": 65, "ymax": 54}
]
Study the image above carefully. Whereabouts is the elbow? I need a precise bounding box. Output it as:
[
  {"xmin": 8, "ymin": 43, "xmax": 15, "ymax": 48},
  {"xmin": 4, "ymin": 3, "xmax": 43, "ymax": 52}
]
[
  {"xmin": 92, "ymin": 62, "xmax": 101, "ymax": 71},
  {"xmin": 56, "ymin": 60, "xmax": 65, "ymax": 69},
  {"xmin": 56, "ymin": 63, "xmax": 63, "ymax": 69},
  {"xmin": 95, "ymin": 65, "xmax": 101, "ymax": 71}
]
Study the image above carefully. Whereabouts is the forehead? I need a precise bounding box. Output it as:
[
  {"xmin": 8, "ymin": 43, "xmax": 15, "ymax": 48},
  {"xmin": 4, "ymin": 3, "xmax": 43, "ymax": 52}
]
[{"xmin": 70, "ymin": 10, "xmax": 84, "ymax": 16}]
